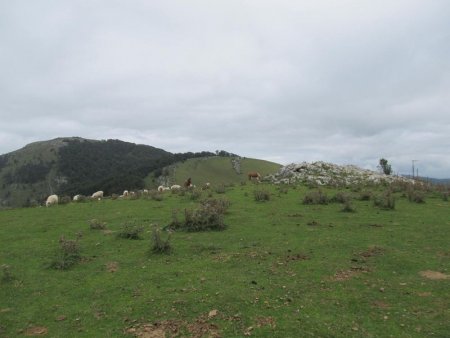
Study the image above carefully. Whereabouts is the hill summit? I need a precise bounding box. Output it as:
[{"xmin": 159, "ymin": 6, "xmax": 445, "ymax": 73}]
[{"xmin": 267, "ymin": 161, "xmax": 415, "ymax": 186}]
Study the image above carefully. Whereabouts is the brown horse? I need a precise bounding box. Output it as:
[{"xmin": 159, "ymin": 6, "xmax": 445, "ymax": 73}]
[
  {"xmin": 184, "ymin": 177, "xmax": 192, "ymax": 188},
  {"xmin": 248, "ymin": 171, "xmax": 261, "ymax": 181}
]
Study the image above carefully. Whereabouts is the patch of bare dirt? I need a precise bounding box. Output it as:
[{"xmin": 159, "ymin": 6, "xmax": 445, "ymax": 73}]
[
  {"xmin": 284, "ymin": 253, "xmax": 310, "ymax": 262},
  {"xmin": 418, "ymin": 292, "xmax": 432, "ymax": 297},
  {"xmin": 126, "ymin": 320, "xmax": 183, "ymax": 338},
  {"xmin": 358, "ymin": 246, "xmax": 385, "ymax": 258},
  {"xmin": 106, "ymin": 261, "xmax": 119, "ymax": 273},
  {"xmin": 372, "ymin": 301, "xmax": 390, "ymax": 309},
  {"xmin": 242, "ymin": 316, "xmax": 276, "ymax": 336},
  {"xmin": 419, "ymin": 270, "xmax": 449, "ymax": 280},
  {"xmin": 24, "ymin": 326, "xmax": 48, "ymax": 336},
  {"xmin": 332, "ymin": 267, "xmax": 370, "ymax": 281},
  {"xmin": 125, "ymin": 311, "xmax": 222, "ymax": 338},
  {"xmin": 255, "ymin": 316, "xmax": 276, "ymax": 328}
]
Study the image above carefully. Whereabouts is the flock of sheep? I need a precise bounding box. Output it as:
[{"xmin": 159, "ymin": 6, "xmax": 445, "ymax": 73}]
[{"xmin": 44, "ymin": 182, "xmax": 210, "ymax": 207}]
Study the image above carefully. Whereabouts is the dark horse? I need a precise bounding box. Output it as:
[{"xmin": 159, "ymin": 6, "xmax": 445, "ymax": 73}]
[
  {"xmin": 248, "ymin": 171, "xmax": 261, "ymax": 181},
  {"xmin": 184, "ymin": 177, "xmax": 192, "ymax": 188}
]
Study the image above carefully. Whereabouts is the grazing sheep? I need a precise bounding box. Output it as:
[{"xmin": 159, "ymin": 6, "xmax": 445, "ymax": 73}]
[
  {"xmin": 123, "ymin": 190, "xmax": 129, "ymax": 197},
  {"xmin": 158, "ymin": 185, "xmax": 165, "ymax": 192},
  {"xmin": 46, "ymin": 194, "xmax": 58, "ymax": 207},
  {"xmin": 91, "ymin": 191, "xmax": 104, "ymax": 200},
  {"xmin": 143, "ymin": 189, "xmax": 149, "ymax": 195},
  {"xmin": 170, "ymin": 185, "xmax": 181, "ymax": 190},
  {"xmin": 73, "ymin": 194, "xmax": 81, "ymax": 201}
]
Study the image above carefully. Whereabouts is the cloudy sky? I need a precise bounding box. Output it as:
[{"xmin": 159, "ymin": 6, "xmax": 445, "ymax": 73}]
[{"xmin": 1, "ymin": 1, "xmax": 449, "ymax": 177}]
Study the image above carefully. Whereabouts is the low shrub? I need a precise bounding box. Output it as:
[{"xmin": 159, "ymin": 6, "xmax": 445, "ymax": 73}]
[
  {"xmin": 215, "ymin": 184, "xmax": 226, "ymax": 194},
  {"xmin": 303, "ymin": 190, "xmax": 328, "ymax": 205},
  {"xmin": 59, "ymin": 195, "xmax": 72, "ymax": 205},
  {"xmin": 359, "ymin": 191, "xmax": 372, "ymax": 201},
  {"xmin": 168, "ymin": 198, "xmax": 230, "ymax": 232},
  {"xmin": 330, "ymin": 192, "xmax": 351, "ymax": 203},
  {"xmin": 407, "ymin": 189, "xmax": 426, "ymax": 203},
  {"xmin": 1, "ymin": 264, "xmax": 15, "ymax": 283},
  {"xmin": 150, "ymin": 226, "xmax": 172, "ymax": 254},
  {"xmin": 373, "ymin": 191, "xmax": 395, "ymax": 210},
  {"xmin": 254, "ymin": 189, "xmax": 270, "ymax": 202},
  {"xmin": 201, "ymin": 198, "xmax": 230, "ymax": 214},
  {"xmin": 189, "ymin": 189, "xmax": 202, "ymax": 201},
  {"xmin": 88, "ymin": 219, "xmax": 107, "ymax": 230},
  {"xmin": 341, "ymin": 199, "xmax": 356, "ymax": 212},
  {"xmin": 117, "ymin": 222, "xmax": 144, "ymax": 239},
  {"xmin": 277, "ymin": 186, "xmax": 289, "ymax": 194},
  {"xmin": 49, "ymin": 233, "xmax": 82, "ymax": 270},
  {"xmin": 148, "ymin": 190, "xmax": 164, "ymax": 201}
]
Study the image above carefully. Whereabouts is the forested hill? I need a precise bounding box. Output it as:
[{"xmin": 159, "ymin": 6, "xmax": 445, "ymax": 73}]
[{"xmin": 0, "ymin": 137, "xmax": 236, "ymax": 208}]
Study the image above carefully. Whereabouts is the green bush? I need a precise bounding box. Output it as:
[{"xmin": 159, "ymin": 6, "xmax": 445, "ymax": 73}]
[
  {"xmin": 359, "ymin": 191, "xmax": 372, "ymax": 201},
  {"xmin": 215, "ymin": 184, "xmax": 226, "ymax": 194},
  {"xmin": 117, "ymin": 222, "xmax": 144, "ymax": 239},
  {"xmin": 303, "ymin": 190, "xmax": 328, "ymax": 205},
  {"xmin": 254, "ymin": 189, "xmax": 270, "ymax": 202},
  {"xmin": 189, "ymin": 189, "xmax": 202, "ymax": 201},
  {"xmin": 407, "ymin": 189, "xmax": 426, "ymax": 203},
  {"xmin": 49, "ymin": 234, "xmax": 82, "ymax": 270},
  {"xmin": 150, "ymin": 226, "xmax": 172, "ymax": 254},
  {"xmin": 168, "ymin": 198, "xmax": 230, "ymax": 232},
  {"xmin": 341, "ymin": 199, "xmax": 356, "ymax": 212},
  {"xmin": 373, "ymin": 191, "xmax": 395, "ymax": 210},
  {"xmin": 59, "ymin": 195, "xmax": 72, "ymax": 205},
  {"xmin": 1, "ymin": 264, "xmax": 15, "ymax": 283},
  {"xmin": 330, "ymin": 192, "xmax": 350, "ymax": 203},
  {"xmin": 88, "ymin": 219, "xmax": 107, "ymax": 230}
]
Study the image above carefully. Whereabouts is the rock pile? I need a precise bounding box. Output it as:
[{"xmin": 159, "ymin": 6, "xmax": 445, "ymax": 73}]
[{"xmin": 266, "ymin": 161, "xmax": 415, "ymax": 186}]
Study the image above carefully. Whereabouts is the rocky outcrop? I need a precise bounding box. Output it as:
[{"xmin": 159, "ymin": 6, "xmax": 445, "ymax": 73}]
[
  {"xmin": 266, "ymin": 161, "xmax": 415, "ymax": 186},
  {"xmin": 230, "ymin": 157, "xmax": 241, "ymax": 174}
]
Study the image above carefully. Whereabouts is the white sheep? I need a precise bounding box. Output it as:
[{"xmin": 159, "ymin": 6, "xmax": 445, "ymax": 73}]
[
  {"xmin": 46, "ymin": 194, "xmax": 58, "ymax": 207},
  {"xmin": 170, "ymin": 184, "xmax": 181, "ymax": 190},
  {"xmin": 123, "ymin": 190, "xmax": 129, "ymax": 197},
  {"xmin": 91, "ymin": 191, "xmax": 104, "ymax": 200},
  {"xmin": 143, "ymin": 189, "xmax": 149, "ymax": 195},
  {"xmin": 73, "ymin": 194, "xmax": 81, "ymax": 201}
]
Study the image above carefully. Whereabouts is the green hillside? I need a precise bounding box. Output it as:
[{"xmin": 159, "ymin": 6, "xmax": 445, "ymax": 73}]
[
  {"xmin": 0, "ymin": 183, "xmax": 449, "ymax": 337},
  {"xmin": 148, "ymin": 156, "xmax": 282, "ymax": 187},
  {"xmin": 0, "ymin": 138, "xmax": 224, "ymax": 209}
]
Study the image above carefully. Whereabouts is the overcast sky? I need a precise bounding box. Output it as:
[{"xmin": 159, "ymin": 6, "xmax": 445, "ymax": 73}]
[{"xmin": 1, "ymin": 1, "xmax": 449, "ymax": 177}]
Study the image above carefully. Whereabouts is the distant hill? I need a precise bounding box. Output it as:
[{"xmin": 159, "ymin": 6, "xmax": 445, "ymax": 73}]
[
  {"xmin": 0, "ymin": 137, "xmax": 237, "ymax": 209},
  {"xmin": 402, "ymin": 175, "xmax": 450, "ymax": 186},
  {"xmin": 147, "ymin": 156, "xmax": 282, "ymax": 187}
]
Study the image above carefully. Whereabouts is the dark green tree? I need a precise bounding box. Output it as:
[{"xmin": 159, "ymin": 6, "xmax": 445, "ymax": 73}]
[{"xmin": 379, "ymin": 158, "xmax": 392, "ymax": 175}]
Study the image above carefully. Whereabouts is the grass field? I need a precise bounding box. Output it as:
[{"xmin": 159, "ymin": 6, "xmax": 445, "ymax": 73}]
[
  {"xmin": 0, "ymin": 183, "xmax": 449, "ymax": 337},
  {"xmin": 145, "ymin": 157, "xmax": 282, "ymax": 187}
]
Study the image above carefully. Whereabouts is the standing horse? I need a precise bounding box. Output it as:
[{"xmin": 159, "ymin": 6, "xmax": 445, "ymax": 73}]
[
  {"xmin": 248, "ymin": 171, "xmax": 261, "ymax": 181},
  {"xmin": 184, "ymin": 177, "xmax": 192, "ymax": 188}
]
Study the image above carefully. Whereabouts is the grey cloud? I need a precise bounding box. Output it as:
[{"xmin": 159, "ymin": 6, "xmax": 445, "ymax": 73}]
[{"xmin": 1, "ymin": 1, "xmax": 449, "ymax": 177}]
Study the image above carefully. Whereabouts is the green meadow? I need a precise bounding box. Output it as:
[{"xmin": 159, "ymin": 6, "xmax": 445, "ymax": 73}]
[{"xmin": 0, "ymin": 183, "xmax": 449, "ymax": 337}]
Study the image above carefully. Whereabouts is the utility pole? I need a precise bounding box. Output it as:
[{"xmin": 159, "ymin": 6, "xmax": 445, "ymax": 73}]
[{"xmin": 412, "ymin": 160, "xmax": 418, "ymax": 179}]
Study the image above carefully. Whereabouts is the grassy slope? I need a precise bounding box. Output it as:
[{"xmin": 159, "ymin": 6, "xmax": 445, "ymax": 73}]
[
  {"xmin": 0, "ymin": 185, "xmax": 449, "ymax": 337},
  {"xmin": 157, "ymin": 156, "xmax": 281, "ymax": 187}
]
